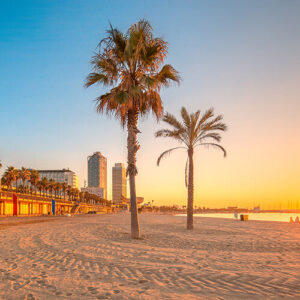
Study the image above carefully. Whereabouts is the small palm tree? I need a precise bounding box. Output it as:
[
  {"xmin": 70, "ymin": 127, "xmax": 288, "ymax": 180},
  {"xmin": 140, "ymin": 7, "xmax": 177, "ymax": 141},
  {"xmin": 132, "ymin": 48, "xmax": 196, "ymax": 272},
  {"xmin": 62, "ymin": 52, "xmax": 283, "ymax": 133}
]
[
  {"xmin": 85, "ymin": 20, "xmax": 180, "ymax": 238},
  {"xmin": 41, "ymin": 177, "xmax": 49, "ymax": 197},
  {"xmin": 66, "ymin": 185, "xmax": 72, "ymax": 201},
  {"xmin": 156, "ymin": 107, "xmax": 227, "ymax": 229},
  {"xmin": 54, "ymin": 182, "xmax": 62, "ymax": 198},
  {"xmin": 62, "ymin": 182, "xmax": 68, "ymax": 200},
  {"xmin": 3, "ymin": 166, "xmax": 18, "ymax": 191},
  {"xmin": 19, "ymin": 167, "xmax": 31, "ymax": 193},
  {"xmin": 37, "ymin": 181, "xmax": 43, "ymax": 196},
  {"xmin": 48, "ymin": 179, "xmax": 55, "ymax": 198},
  {"xmin": 30, "ymin": 169, "xmax": 40, "ymax": 195}
]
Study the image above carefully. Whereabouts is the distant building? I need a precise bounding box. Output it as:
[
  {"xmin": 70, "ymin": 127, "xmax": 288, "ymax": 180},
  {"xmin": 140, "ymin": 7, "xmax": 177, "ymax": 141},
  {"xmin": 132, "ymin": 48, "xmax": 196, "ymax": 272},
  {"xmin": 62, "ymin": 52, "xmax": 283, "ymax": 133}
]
[
  {"xmin": 112, "ymin": 163, "xmax": 127, "ymax": 204},
  {"xmin": 81, "ymin": 187, "xmax": 104, "ymax": 198},
  {"xmin": 253, "ymin": 206, "xmax": 260, "ymax": 212},
  {"xmin": 125, "ymin": 197, "xmax": 144, "ymax": 207},
  {"xmin": 38, "ymin": 169, "xmax": 79, "ymax": 189},
  {"xmin": 87, "ymin": 152, "xmax": 107, "ymax": 199}
]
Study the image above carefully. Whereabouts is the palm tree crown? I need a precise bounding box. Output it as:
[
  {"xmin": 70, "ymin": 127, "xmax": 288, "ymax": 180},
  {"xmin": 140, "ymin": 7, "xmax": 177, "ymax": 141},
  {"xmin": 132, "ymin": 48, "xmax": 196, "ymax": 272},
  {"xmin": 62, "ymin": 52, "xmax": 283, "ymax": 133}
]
[
  {"xmin": 156, "ymin": 107, "xmax": 227, "ymax": 229},
  {"xmin": 156, "ymin": 107, "xmax": 227, "ymax": 166},
  {"xmin": 85, "ymin": 19, "xmax": 180, "ymax": 129}
]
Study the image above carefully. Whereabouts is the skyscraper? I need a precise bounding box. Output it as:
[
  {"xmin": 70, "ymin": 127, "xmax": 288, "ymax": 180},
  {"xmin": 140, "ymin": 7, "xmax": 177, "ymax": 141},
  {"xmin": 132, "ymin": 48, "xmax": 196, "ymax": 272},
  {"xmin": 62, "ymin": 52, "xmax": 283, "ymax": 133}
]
[
  {"xmin": 87, "ymin": 152, "xmax": 107, "ymax": 199},
  {"xmin": 112, "ymin": 163, "xmax": 127, "ymax": 204}
]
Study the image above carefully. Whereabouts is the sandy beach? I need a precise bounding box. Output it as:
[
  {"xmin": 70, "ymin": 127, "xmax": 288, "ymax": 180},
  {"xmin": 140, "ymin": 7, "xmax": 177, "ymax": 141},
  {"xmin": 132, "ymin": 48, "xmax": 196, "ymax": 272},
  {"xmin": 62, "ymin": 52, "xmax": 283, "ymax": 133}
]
[{"xmin": 0, "ymin": 213, "xmax": 299, "ymax": 299}]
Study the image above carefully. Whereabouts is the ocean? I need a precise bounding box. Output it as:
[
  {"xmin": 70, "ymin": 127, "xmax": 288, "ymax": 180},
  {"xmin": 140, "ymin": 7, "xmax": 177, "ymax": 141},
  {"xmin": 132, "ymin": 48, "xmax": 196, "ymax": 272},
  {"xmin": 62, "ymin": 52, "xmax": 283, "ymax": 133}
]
[{"xmin": 176, "ymin": 212, "xmax": 300, "ymax": 223}]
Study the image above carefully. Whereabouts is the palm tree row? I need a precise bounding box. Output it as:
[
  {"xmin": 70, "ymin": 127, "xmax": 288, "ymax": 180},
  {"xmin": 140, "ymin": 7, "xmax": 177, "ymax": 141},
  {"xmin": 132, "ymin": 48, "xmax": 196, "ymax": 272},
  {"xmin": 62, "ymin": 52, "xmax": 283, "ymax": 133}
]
[
  {"xmin": 1, "ymin": 166, "xmax": 75, "ymax": 201},
  {"xmin": 0, "ymin": 165, "xmax": 110, "ymax": 206}
]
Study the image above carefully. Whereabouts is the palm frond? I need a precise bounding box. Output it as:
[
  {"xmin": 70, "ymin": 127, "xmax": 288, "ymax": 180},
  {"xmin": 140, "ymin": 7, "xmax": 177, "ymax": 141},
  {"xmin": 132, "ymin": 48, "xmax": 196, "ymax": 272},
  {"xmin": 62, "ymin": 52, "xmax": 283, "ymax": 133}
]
[
  {"xmin": 194, "ymin": 133, "xmax": 222, "ymax": 144},
  {"xmin": 198, "ymin": 143, "xmax": 227, "ymax": 157},
  {"xmin": 180, "ymin": 107, "xmax": 191, "ymax": 129},
  {"xmin": 155, "ymin": 129, "xmax": 184, "ymax": 142},
  {"xmin": 154, "ymin": 64, "xmax": 181, "ymax": 87},
  {"xmin": 162, "ymin": 112, "xmax": 184, "ymax": 131},
  {"xmin": 116, "ymin": 91, "xmax": 129, "ymax": 104},
  {"xmin": 157, "ymin": 147, "xmax": 186, "ymax": 166},
  {"xmin": 85, "ymin": 73, "xmax": 109, "ymax": 88},
  {"xmin": 194, "ymin": 108, "xmax": 214, "ymax": 134}
]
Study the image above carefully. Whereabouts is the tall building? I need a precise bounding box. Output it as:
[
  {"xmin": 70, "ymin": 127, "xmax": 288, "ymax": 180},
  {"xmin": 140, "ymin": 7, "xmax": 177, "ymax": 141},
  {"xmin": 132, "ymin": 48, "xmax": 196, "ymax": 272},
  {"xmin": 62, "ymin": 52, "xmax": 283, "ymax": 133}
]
[
  {"xmin": 112, "ymin": 163, "xmax": 127, "ymax": 204},
  {"xmin": 38, "ymin": 169, "xmax": 79, "ymax": 189},
  {"xmin": 88, "ymin": 152, "xmax": 107, "ymax": 199}
]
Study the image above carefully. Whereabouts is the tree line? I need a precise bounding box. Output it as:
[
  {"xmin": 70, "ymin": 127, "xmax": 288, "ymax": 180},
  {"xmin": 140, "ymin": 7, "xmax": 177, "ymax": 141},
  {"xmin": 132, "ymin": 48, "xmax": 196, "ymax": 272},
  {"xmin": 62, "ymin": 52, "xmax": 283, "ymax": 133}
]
[{"xmin": 0, "ymin": 165, "xmax": 110, "ymax": 206}]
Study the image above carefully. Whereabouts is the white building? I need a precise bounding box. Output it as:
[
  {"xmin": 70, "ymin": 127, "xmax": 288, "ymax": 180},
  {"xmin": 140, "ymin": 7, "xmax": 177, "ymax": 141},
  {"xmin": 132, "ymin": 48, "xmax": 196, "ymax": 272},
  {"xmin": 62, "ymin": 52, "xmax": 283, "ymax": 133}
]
[
  {"xmin": 38, "ymin": 169, "xmax": 79, "ymax": 189},
  {"xmin": 112, "ymin": 163, "xmax": 127, "ymax": 204}
]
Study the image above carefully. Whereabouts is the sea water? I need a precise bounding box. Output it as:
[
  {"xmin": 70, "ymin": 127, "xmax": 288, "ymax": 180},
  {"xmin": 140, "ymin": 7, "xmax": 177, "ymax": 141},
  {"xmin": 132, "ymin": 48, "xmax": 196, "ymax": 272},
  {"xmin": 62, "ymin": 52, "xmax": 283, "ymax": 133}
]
[{"xmin": 176, "ymin": 213, "xmax": 300, "ymax": 223}]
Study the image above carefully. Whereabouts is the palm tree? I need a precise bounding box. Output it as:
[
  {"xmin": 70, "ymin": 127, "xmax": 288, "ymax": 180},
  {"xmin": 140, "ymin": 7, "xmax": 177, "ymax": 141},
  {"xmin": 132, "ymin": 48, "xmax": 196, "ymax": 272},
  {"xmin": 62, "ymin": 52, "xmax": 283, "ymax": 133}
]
[
  {"xmin": 156, "ymin": 107, "xmax": 227, "ymax": 230},
  {"xmin": 85, "ymin": 20, "xmax": 180, "ymax": 238},
  {"xmin": 3, "ymin": 166, "xmax": 18, "ymax": 191},
  {"xmin": 62, "ymin": 182, "xmax": 68, "ymax": 200},
  {"xmin": 54, "ymin": 182, "xmax": 62, "ymax": 198},
  {"xmin": 19, "ymin": 167, "xmax": 31, "ymax": 193},
  {"xmin": 66, "ymin": 185, "xmax": 72, "ymax": 201},
  {"xmin": 30, "ymin": 169, "xmax": 40, "ymax": 195},
  {"xmin": 37, "ymin": 181, "xmax": 43, "ymax": 196},
  {"xmin": 48, "ymin": 179, "xmax": 55, "ymax": 198},
  {"xmin": 41, "ymin": 177, "xmax": 49, "ymax": 197}
]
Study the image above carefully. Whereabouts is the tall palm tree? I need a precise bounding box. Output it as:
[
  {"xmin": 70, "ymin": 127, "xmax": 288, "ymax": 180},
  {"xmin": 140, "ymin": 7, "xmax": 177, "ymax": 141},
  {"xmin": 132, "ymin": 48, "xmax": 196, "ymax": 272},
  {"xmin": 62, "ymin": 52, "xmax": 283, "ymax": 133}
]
[
  {"xmin": 30, "ymin": 169, "xmax": 40, "ymax": 195},
  {"xmin": 156, "ymin": 107, "xmax": 227, "ymax": 230},
  {"xmin": 85, "ymin": 20, "xmax": 180, "ymax": 238}
]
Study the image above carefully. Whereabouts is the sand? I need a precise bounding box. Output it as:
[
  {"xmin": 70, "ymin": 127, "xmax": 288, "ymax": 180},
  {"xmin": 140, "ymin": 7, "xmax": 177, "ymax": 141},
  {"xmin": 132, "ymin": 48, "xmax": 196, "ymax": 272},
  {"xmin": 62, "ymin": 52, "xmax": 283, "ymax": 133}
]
[{"xmin": 0, "ymin": 213, "xmax": 299, "ymax": 299}]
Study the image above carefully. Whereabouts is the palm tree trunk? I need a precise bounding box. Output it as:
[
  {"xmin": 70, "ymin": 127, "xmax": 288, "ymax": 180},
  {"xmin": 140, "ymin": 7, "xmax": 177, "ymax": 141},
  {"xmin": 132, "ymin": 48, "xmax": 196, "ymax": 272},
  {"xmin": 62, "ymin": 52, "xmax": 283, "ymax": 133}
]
[
  {"xmin": 187, "ymin": 148, "xmax": 194, "ymax": 230},
  {"xmin": 127, "ymin": 109, "xmax": 140, "ymax": 239}
]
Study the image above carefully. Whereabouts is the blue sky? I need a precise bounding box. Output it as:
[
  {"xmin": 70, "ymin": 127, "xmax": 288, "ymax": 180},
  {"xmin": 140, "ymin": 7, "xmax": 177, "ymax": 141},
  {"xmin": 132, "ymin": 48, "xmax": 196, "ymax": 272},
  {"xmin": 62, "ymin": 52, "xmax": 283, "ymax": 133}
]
[{"xmin": 1, "ymin": 1, "xmax": 300, "ymax": 207}]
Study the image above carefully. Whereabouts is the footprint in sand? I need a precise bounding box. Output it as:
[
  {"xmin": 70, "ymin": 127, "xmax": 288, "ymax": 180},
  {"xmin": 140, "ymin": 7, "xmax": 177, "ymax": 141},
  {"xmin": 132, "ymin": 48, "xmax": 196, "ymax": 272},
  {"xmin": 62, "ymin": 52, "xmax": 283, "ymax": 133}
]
[
  {"xmin": 13, "ymin": 283, "xmax": 21, "ymax": 290},
  {"xmin": 96, "ymin": 296, "xmax": 108, "ymax": 300},
  {"xmin": 88, "ymin": 287, "xmax": 98, "ymax": 294}
]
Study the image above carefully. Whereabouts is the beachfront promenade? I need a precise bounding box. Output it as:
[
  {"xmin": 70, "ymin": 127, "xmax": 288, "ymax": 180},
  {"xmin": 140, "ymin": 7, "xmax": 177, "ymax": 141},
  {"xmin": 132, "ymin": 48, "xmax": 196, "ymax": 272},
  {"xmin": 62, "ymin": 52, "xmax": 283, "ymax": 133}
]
[
  {"xmin": 0, "ymin": 191, "xmax": 110, "ymax": 216},
  {"xmin": 0, "ymin": 213, "xmax": 299, "ymax": 299}
]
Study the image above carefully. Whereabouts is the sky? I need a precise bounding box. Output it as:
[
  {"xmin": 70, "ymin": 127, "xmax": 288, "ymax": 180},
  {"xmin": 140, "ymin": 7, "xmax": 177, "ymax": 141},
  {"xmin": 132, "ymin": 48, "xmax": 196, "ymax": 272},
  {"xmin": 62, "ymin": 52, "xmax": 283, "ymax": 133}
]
[{"xmin": 0, "ymin": 0, "xmax": 299, "ymax": 209}]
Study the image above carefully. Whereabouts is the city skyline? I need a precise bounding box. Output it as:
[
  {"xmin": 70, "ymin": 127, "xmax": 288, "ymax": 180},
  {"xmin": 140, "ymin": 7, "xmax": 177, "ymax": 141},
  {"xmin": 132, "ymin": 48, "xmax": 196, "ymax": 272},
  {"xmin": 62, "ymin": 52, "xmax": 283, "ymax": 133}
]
[{"xmin": 1, "ymin": 1, "xmax": 299, "ymax": 209}]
